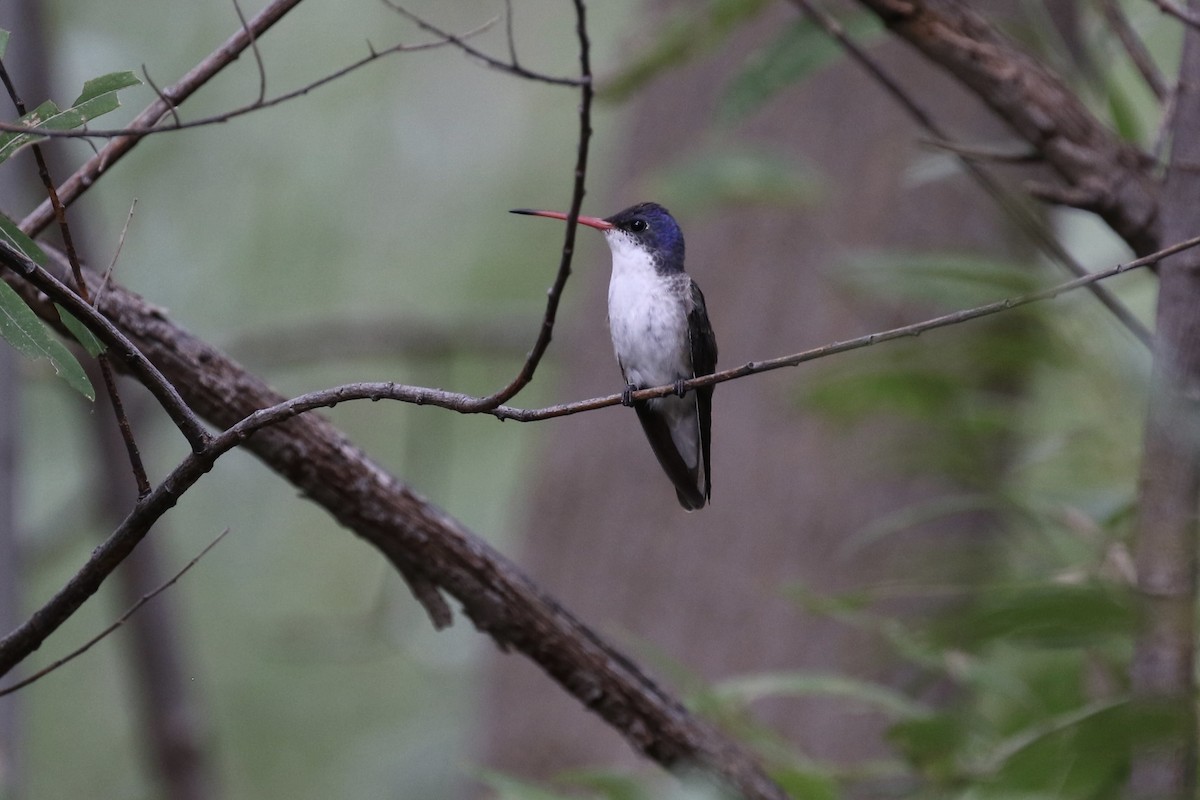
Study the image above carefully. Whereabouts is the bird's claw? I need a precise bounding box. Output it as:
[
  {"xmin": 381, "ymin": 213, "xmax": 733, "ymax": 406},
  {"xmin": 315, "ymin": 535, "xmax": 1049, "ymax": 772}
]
[
  {"xmin": 673, "ymin": 379, "xmax": 688, "ymax": 398},
  {"xmin": 621, "ymin": 384, "xmax": 636, "ymax": 407}
]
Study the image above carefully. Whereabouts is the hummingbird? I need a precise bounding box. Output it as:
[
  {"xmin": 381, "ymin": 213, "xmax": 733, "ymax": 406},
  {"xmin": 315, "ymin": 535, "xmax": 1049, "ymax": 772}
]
[{"xmin": 511, "ymin": 202, "xmax": 717, "ymax": 510}]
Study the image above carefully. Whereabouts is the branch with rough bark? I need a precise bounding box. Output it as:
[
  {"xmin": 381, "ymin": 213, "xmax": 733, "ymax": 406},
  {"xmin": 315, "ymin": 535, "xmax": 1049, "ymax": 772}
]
[
  {"xmin": 8, "ymin": 1, "xmax": 1194, "ymax": 796},
  {"xmin": 851, "ymin": 0, "xmax": 1161, "ymax": 254},
  {"xmin": 0, "ymin": 246, "xmax": 789, "ymax": 800},
  {"xmin": 829, "ymin": 1, "xmax": 1198, "ymax": 795},
  {"xmin": 6, "ymin": 219, "xmax": 1199, "ymax": 799},
  {"xmin": 0, "ymin": 3, "xmax": 790, "ymax": 795}
]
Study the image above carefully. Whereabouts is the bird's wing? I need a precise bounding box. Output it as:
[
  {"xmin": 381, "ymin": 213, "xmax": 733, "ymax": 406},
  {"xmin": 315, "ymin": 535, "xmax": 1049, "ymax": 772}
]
[{"xmin": 687, "ymin": 280, "xmax": 717, "ymax": 504}]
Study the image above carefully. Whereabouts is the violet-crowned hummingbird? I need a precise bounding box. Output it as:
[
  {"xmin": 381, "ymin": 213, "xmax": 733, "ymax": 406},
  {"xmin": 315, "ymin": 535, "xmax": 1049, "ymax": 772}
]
[{"xmin": 511, "ymin": 202, "xmax": 717, "ymax": 510}]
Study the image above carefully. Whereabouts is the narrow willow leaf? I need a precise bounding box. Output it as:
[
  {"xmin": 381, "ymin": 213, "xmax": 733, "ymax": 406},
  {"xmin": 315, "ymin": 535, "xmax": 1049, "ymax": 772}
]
[
  {"xmin": 0, "ymin": 212, "xmax": 47, "ymax": 271},
  {"xmin": 555, "ymin": 770, "xmax": 647, "ymax": 800},
  {"xmin": 475, "ymin": 770, "xmax": 574, "ymax": 800},
  {"xmin": 71, "ymin": 70, "xmax": 140, "ymax": 107},
  {"xmin": 0, "ymin": 71, "xmax": 140, "ymax": 163},
  {"xmin": 713, "ymin": 671, "xmax": 932, "ymax": 719},
  {"xmin": 772, "ymin": 768, "xmax": 840, "ymax": 800},
  {"xmin": 56, "ymin": 305, "xmax": 106, "ymax": 356},
  {"xmin": 930, "ymin": 583, "xmax": 1134, "ymax": 649},
  {"xmin": 601, "ymin": 0, "xmax": 771, "ymax": 101},
  {"xmin": 647, "ymin": 148, "xmax": 821, "ymax": 213},
  {"xmin": 0, "ymin": 280, "xmax": 94, "ymax": 400},
  {"xmin": 1106, "ymin": 74, "xmax": 1143, "ymax": 144},
  {"xmin": 720, "ymin": 13, "xmax": 883, "ymax": 122},
  {"xmin": 0, "ymin": 30, "xmax": 10, "ymax": 60},
  {"xmin": 0, "ymin": 99, "xmax": 56, "ymax": 163}
]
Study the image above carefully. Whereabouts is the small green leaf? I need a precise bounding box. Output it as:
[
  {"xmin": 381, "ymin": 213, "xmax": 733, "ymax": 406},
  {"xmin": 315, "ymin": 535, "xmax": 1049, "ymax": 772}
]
[
  {"xmin": 1106, "ymin": 73, "xmax": 1143, "ymax": 144},
  {"xmin": 931, "ymin": 583, "xmax": 1135, "ymax": 649},
  {"xmin": 71, "ymin": 70, "xmax": 140, "ymax": 107},
  {"xmin": 0, "ymin": 99, "xmax": 56, "ymax": 163},
  {"xmin": 713, "ymin": 671, "xmax": 932, "ymax": 719},
  {"xmin": 646, "ymin": 148, "xmax": 821, "ymax": 214},
  {"xmin": 0, "ymin": 279, "xmax": 94, "ymax": 400},
  {"xmin": 0, "ymin": 30, "xmax": 10, "ymax": 60},
  {"xmin": 0, "ymin": 212, "xmax": 46, "ymax": 270},
  {"xmin": 770, "ymin": 767, "xmax": 840, "ymax": 800},
  {"xmin": 0, "ymin": 71, "xmax": 141, "ymax": 163},
  {"xmin": 474, "ymin": 770, "xmax": 574, "ymax": 800},
  {"xmin": 56, "ymin": 305, "xmax": 106, "ymax": 356},
  {"xmin": 557, "ymin": 769, "xmax": 648, "ymax": 800},
  {"xmin": 888, "ymin": 714, "xmax": 965, "ymax": 781},
  {"xmin": 720, "ymin": 14, "xmax": 882, "ymax": 122},
  {"xmin": 601, "ymin": 0, "xmax": 771, "ymax": 101}
]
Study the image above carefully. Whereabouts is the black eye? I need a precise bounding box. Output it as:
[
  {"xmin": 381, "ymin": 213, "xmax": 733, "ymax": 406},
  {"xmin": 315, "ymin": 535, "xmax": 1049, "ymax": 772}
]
[{"xmin": 629, "ymin": 219, "xmax": 648, "ymax": 233}]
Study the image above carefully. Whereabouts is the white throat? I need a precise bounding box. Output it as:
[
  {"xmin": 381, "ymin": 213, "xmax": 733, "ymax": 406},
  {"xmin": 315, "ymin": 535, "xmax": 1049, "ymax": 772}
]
[{"xmin": 603, "ymin": 231, "xmax": 690, "ymax": 391}]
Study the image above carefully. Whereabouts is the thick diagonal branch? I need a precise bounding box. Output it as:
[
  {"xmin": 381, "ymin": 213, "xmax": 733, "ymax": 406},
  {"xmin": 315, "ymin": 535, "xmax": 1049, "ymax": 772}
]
[
  {"xmin": 20, "ymin": 0, "xmax": 306, "ymax": 237},
  {"xmin": 853, "ymin": 0, "xmax": 1160, "ymax": 254},
  {"xmin": 2, "ymin": 252, "xmax": 787, "ymax": 800}
]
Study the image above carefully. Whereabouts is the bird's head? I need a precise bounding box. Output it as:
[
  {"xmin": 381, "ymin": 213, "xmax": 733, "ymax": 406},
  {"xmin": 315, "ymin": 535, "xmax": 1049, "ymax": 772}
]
[{"xmin": 510, "ymin": 202, "xmax": 686, "ymax": 272}]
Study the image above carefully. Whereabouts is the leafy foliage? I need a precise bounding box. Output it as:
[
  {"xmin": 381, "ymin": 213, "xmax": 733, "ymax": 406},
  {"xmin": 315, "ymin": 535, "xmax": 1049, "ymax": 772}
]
[
  {"xmin": 0, "ymin": 70, "xmax": 140, "ymax": 163},
  {"xmin": 719, "ymin": 13, "xmax": 882, "ymax": 122},
  {"xmin": 0, "ymin": 211, "xmax": 46, "ymax": 269},
  {"xmin": 644, "ymin": 147, "xmax": 821, "ymax": 214},
  {"xmin": 0, "ymin": 278, "xmax": 93, "ymax": 400},
  {"xmin": 0, "ymin": 45, "xmax": 134, "ymax": 396},
  {"xmin": 600, "ymin": 0, "xmax": 772, "ymax": 101}
]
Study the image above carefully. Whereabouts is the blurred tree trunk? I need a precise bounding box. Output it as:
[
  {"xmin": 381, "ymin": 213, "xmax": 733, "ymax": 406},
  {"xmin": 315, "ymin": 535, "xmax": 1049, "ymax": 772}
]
[
  {"xmin": 0, "ymin": 4, "xmax": 217, "ymax": 794},
  {"xmin": 0, "ymin": 342, "xmax": 21, "ymax": 800},
  {"xmin": 1128, "ymin": 7, "xmax": 1200, "ymax": 795},
  {"xmin": 87, "ymin": 378, "xmax": 219, "ymax": 800},
  {"xmin": 0, "ymin": 4, "xmax": 53, "ymax": 796},
  {"xmin": 480, "ymin": 1, "xmax": 1036, "ymax": 786}
]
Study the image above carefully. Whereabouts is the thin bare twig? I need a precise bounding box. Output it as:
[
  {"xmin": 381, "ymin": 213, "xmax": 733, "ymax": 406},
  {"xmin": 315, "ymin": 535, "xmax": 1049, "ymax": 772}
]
[
  {"xmin": 384, "ymin": 2, "xmax": 583, "ymax": 86},
  {"xmin": 20, "ymin": 0, "xmax": 308, "ymax": 237},
  {"xmin": 504, "ymin": 0, "xmax": 521, "ymax": 69},
  {"xmin": 1152, "ymin": 0, "xmax": 1200, "ymax": 28},
  {"xmin": 0, "ymin": 259, "xmax": 790, "ymax": 799},
  {"xmin": 197, "ymin": 231, "xmax": 1200, "ymax": 425},
  {"xmin": 919, "ymin": 137, "xmax": 1042, "ymax": 163},
  {"xmin": 1101, "ymin": 0, "xmax": 1169, "ymax": 101},
  {"xmin": 456, "ymin": 0, "xmax": 596, "ymax": 413},
  {"xmin": 4, "ymin": 31, "xmax": 484, "ymax": 153},
  {"xmin": 2, "ymin": 228, "xmax": 1191, "ymax": 684},
  {"xmin": 9, "ymin": 180, "xmax": 1183, "ymax": 800},
  {"xmin": 0, "ymin": 529, "xmax": 229, "ymax": 698},
  {"xmin": 94, "ymin": 198, "xmax": 137, "ymax": 307},
  {"xmin": 231, "ymin": 0, "xmax": 268, "ymax": 105},
  {"xmin": 139, "ymin": 64, "xmax": 181, "ymax": 128},
  {"xmin": 0, "ymin": 60, "xmax": 152, "ymax": 496},
  {"xmin": 793, "ymin": 0, "xmax": 1154, "ymax": 348},
  {"xmin": 843, "ymin": 0, "xmax": 1160, "ymax": 255}
]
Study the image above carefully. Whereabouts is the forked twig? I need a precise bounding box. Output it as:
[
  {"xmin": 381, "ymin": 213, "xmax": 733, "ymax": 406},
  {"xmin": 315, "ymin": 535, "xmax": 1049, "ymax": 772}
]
[
  {"xmin": 791, "ymin": 0, "xmax": 1154, "ymax": 348},
  {"xmin": 0, "ymin": 529, "xmax": 229, "ymax": 697}
]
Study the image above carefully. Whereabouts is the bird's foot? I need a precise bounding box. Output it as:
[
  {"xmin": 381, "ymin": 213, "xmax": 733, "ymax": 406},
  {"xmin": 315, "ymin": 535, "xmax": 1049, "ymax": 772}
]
[
  {"xmin": 673, "ymin": 379, "xmax": 688, "ymax": 398},
  {"xmin": 621, "ymin": 384, "xmax": 637, "ymax": 407}
]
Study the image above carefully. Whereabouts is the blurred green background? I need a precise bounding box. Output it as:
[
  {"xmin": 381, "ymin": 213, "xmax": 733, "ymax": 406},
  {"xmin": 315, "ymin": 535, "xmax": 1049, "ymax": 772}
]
[
  {"xmin": 12, "ymin": 1, "xmax": 636, "ymax": 797},
  {"xmin": 0, "ymin": 1, "xmax": 1182, "ymax": 798}
]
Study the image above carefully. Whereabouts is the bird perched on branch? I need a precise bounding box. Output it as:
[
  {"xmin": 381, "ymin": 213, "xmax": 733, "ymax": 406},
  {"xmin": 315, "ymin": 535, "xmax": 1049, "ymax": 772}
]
[{"xmin": 511, "ymin": 202, "xmax": 717, "ymax": 510}]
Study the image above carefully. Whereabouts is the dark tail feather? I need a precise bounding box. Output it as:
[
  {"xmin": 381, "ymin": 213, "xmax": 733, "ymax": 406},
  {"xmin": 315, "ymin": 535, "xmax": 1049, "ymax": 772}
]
[{"xmin": 634, "ymin": 404, "xmax": 706, "ymax": 511}]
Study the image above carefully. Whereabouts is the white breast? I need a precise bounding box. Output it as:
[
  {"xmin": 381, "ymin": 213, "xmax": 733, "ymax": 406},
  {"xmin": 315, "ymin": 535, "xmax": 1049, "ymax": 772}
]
[{"xmin": 604, "ymin": 232, "xmax": 691, "ymax": 389}]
